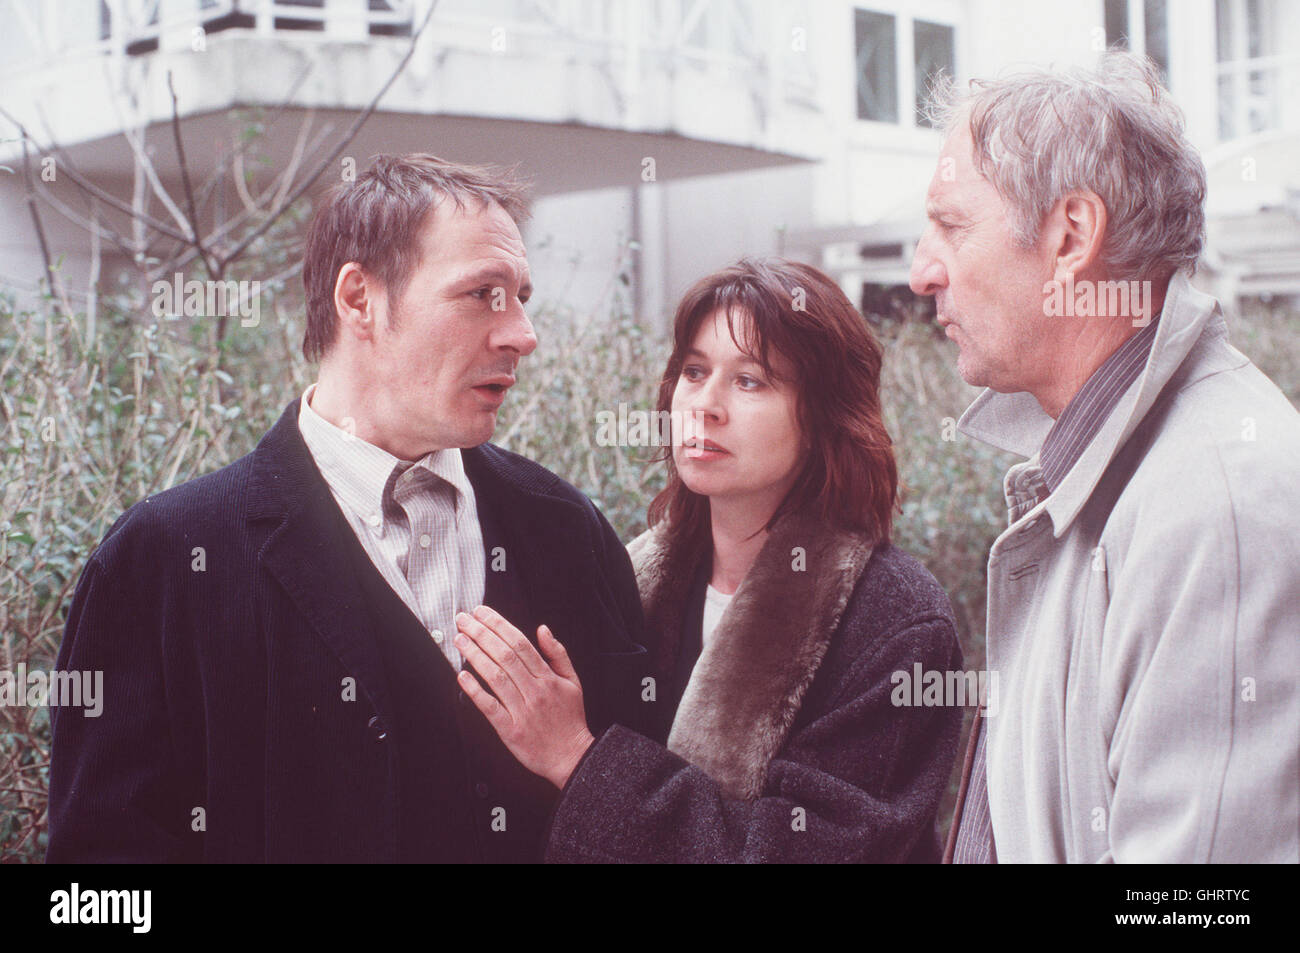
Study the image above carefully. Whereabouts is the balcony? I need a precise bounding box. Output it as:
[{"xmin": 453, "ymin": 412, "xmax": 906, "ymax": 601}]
[{"xmin": 0, "ymin": 0, "xmax": 828, "ymax": 194}]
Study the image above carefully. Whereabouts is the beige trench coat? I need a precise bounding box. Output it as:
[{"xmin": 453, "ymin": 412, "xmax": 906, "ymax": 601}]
[{"xmin": 953, "ymin": 271, "xmax": 1300, "ymax": 862}]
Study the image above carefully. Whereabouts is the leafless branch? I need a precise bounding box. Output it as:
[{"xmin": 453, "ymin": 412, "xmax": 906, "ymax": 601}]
[
  {"xmin": 220, "ymin": 0, "xmax": 442, "ymax": 264},
  {"xmin": 19, "ymin": 138, "xmax": 59, "ymax": 308},
  {"xmin": 167, "ymin": 71, "xmax": 214, "ymax": 276},
  {"xmin": 0, "ymin": 109, "xmax": 193, "ymax": 244}
]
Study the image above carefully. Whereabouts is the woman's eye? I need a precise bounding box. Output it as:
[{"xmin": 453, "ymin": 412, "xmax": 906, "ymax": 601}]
[
  {"xmin": 737, "ymin": 375, "xmax": 763, "ymax": 390},
  {"xmin": 682, "ymin": 365, "xmax": 705, "ymax": 381}
]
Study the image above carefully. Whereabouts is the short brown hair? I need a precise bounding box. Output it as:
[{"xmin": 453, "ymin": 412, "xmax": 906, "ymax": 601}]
[
  {"xmin": 647, "ymin": 258, "xmax": 899, "ymax": 558},
  {"xmin": 301, "ymin": 154, "xmax": 531, "ymax": 361}
]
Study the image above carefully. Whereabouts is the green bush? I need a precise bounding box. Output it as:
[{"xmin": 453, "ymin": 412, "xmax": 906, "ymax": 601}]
[
  {"xmin": 2, "ymin": 276, "xmax": 1295, "ymax": 862},
  {"xmin": 0, "ymin": 284, "xmax": 310, "ymax": 861}
]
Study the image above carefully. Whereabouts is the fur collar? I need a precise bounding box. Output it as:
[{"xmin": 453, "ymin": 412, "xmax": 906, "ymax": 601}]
[{"xmin": 629, "ymin": 511, "xmax": 875, "ymax": 799}]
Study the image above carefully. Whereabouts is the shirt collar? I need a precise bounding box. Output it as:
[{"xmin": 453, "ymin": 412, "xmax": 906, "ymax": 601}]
[
  {"xmin": 297, "ymin": 384, "xmax": 474, "ymax": 533},
  {"xmin": 958, "ymin": 270, "xmax": 1224, "ymax": 538},
  {"xmin": 1038, "ymin": 315, "xmax": 1160, "ymax": 492}
]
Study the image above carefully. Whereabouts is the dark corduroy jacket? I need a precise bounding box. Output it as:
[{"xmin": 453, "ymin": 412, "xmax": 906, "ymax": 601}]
[
  {"xmin": 46, "ymin": 399, "xmax": 649, "ymax": 863},
  {"xmin": 545, "ymin": 512, "xmax": 964, "ymax": 863}
]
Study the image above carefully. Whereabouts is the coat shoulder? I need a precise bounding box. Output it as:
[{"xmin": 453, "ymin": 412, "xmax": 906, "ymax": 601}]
[
  {"xmin": 831, "ymin": 543, "xmax": 961, "ymax": 670},
  {"xmin": 1156, "ymin": 357, "xmax": 1300, "ymax": 464},
  {"xmin": 1115, "ymin": 358, "xmax": 1300, "ymax": 532},
  {"xmin": 847, "ymin": 543, "xmax": 957, "ymax": 633},
  {"xmin": 468, "ymin": 442, "xmax": 604, "ymax": 520},
  {"xmin": 92, "ymin": 452, "xmax": 257, "ymax": 566}
]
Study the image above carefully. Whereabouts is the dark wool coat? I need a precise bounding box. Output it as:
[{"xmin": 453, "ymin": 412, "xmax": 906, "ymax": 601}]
[
  {"xmin": 46, "ymin": 399, "xmax": 650, "ymax": 863},
  {"xmin": 545, "ymin": 511, "xmax": 964, "ymax": 863}
]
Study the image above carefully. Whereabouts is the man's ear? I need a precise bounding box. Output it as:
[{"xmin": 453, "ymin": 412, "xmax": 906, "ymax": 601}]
[
  {"xmin": 1050, "ymin": 191, "xmax": 1108, "ymax": 283},
  {"xmin": 333, "ymin": 262, "xmax": 381, "ymax": 343}
]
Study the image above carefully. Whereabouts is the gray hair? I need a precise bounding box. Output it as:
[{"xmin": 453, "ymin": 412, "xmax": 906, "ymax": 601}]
[{"xmin": 925, "ymin": 52, "xmax": 1206, "ymax": 282}]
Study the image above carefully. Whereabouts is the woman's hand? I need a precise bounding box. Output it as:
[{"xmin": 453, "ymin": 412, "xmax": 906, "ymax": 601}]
[{"xmin": 454, "ymin": 605, "xmax": 595, "ymax": 790}]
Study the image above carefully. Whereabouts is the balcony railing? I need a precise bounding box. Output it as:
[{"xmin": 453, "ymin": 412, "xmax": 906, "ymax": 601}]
[
  {"xmin": 3, "ymin": 1, "xmax": 414, "ymax": 69},
  {"xmin": 1, "ymin": 0, "xmax": 819, "ymax": 115}
]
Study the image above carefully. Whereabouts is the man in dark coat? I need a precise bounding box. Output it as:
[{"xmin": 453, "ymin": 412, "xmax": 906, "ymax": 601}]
[{"xmin": 46, "ymin": 155, "xmax": 649, "ymax": 863}]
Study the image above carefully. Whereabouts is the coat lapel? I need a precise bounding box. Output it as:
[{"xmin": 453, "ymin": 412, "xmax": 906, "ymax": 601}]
[
  {"xmin": 464, "ymin": 447, "xmax": 533, "ymax": 641},
  {"xmin": 244, "ymin": 410, "xmax": 640, "ymax": 754},
  {"xmin": 465, "ymin": 444, "xmax": 652, "ymax": 736},
  {"xmin": 633, "ymin": 511, "xmax": 876, "ymax": 799},
  {"xmin": 627, "ymin": 524, "xmax": 701, "ymax": 677},
  {"xmin": 461, "ymin": 445, "xmax": 592, "ymax": 641},
  {"xmin": 958, "ymin": 270, "xmax": 1231, "ymax": 538},
  {"xmin": 246, "ymin": 400, "xmax": 397, "ymax": 732}
]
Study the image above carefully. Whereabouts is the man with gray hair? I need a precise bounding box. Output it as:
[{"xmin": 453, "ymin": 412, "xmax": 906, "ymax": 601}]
[{"xmin": 910, "ymin": 52, "xmax": 1300, "ymax": 863}]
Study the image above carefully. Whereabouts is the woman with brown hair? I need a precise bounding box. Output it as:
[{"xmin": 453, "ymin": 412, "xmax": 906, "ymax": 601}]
[{"xmin": 454, "ymin": 257, "xmax": 963, "ymax": 862}]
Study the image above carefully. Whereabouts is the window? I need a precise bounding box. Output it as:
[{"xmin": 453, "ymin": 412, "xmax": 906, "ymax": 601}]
[
  {"xmin": 1216, "ymin": 0, "xmax": 1283, "ymax": 140},
  {"xmin": 1104, "ymin": 0, "xmax": 1169, "ymax": 82},
  {"xmin": 1105, "ymin": 0, "xmax": 1129, "ymax": 48},
  {"xmin": 855, "ymin": 10, "xmax": 898, "ymax": 123},
  {"xmin": 1143, "ymin": 0, "xmax": 1169, "ymax": 77},
  {"xmin": 914, "ymin": 20, "xmax": 954, "ymax": 127},
  {"xmin": 854, "ymin": 8, "xmax": 956, "ymax": 128}
]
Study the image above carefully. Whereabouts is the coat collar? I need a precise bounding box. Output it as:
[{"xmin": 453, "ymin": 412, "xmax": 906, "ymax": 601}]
[
  {"xmin": 244, "ymin": 399, "xmax": 591, "ymax": 731},
  {"xmin": 957, "ymin": 270, "xmax": 1233, "ymax": 537},
  {"xmin": 631, "ymin": 510, "xmax": 876, "ymax": 799},
  {"xmin": 246, "ymin": 399, "xmax": 400, "ymax": 729},
  {"xmin": 296, "ymin": 383, "xmax": 476, "ymax": 530}
]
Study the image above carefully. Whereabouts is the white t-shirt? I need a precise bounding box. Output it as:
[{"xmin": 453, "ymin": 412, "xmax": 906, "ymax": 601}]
[{"xmin": 701, "ymin": 583, "xmax": 735, "ymax": 650}]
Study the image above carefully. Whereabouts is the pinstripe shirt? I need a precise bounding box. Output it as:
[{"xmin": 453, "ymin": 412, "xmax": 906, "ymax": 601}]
[
  {"xmin": 952, "ymin": 315, "xmax": 1160, "ymax": 864},
  {"xmin": 297, "ymin": 384, "xmax": 485, "ymax": 669},
  {"xmin": 1039, "ymin": 318, "xmax": 1162, "ymax": 493}
]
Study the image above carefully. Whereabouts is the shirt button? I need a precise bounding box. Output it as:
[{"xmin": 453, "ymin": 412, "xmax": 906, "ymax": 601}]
[
  {"xmin": 367, "ymin": 513, "xmax": 381, "ymax": 528},
  {"xmin": 367, "ymin": 715, "xmax": 388, "ymax": 742},
  {"xmin": 432, "ymin": 629, "xmax": 444, "ymax": 645},
  {"xmin": 474, "ymin": 781, "xmax": 490, "ymax": 799},
  {"xmin": 419, "ymin": 534, "xmax": 431, "ymax": 548}
]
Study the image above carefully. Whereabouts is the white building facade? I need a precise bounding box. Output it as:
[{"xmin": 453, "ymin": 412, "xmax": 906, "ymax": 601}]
[{"xmin": 1, "ymin": 0, "xmax": 1296, "ymax": 326}]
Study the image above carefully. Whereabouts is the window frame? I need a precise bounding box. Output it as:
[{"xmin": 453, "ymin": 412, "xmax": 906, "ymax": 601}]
[{"xmin": 851, "ymin": 2, "xmax": 961, "ymax": 133}]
